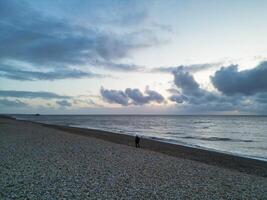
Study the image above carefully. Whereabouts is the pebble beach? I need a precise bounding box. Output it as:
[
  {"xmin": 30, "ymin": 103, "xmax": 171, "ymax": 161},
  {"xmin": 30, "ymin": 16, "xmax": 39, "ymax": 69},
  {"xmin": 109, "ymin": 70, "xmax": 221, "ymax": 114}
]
[{"xmin": 0, "ymin": 117, "xmax": 267, "ymax": 199}]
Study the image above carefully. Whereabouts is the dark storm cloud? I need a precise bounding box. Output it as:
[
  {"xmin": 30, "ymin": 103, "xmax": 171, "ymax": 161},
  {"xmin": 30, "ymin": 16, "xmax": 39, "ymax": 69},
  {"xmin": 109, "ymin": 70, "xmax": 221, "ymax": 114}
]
[
  {"xmin": 56, "ymin": 100, "xmax": 72, "ymax": 107},
  {"xmin": 0, "ymin": 0, "xmax": 155, "ymax": 81},
  {"xmin": 101, "ymin": 87, "xmax": 165, "ymax": 106},
  {"xmin": 0, "ymin": 98, "xmax": 28, "ymax": 107},
  {"xmin": 211, "ymin": 61, "xmax": 267, "ymax": 95},
  {"xmin": 0, "ymin": 65, "xmax": 104, "ymax": 81},
  {"xmin": 0, "ymin": 90, "xmax": 70, "ymax": 99}
]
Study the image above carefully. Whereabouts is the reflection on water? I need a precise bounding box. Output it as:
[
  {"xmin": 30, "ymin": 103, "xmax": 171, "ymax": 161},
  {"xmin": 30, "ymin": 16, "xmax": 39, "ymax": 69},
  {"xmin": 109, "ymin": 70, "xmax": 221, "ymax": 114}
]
[{"xmin": 14, "ymin": 115, "xmax": 267, "ymax": 161}]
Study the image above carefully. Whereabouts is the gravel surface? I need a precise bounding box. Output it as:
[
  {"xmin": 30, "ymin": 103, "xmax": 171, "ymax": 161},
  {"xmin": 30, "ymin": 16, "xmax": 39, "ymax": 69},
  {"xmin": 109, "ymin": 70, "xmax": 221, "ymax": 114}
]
[{"xmin": 0, "ymin": 118, "xmax": 266, "ymax": 199}]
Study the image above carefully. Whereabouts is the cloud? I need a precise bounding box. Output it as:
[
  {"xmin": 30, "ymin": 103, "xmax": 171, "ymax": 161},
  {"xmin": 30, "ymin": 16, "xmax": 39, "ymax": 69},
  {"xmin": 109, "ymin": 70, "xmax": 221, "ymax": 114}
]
[
  {"xmin": 125, "ymin": 88, "xmax": 164, "ymax": 105},
  {"xmin": 145, "ymin": 88, "xmax": 165, "ymax": 103},
  {"xmin": 40, "ymin": 0, "xmax": 149, "ymax": 27},
  {"xmin": 0, "ymin": 98, "xmax": 28, "ymax": 107},
  {"xmin": 100, "ymin": 87, "xmax": 129, "ymax": 106},
  {"xmin": 169, "ymin": 63, "xmax": 267, "ymax": 114},
  {"xmin": 169, "ymin": 67, "xmax": 234, "ymax": 109},
  {"xmin": 0, "ymin": 0, "xmax": 157, "ymax": 81},
  {"xmin": 125, "ymin": 88, "xmax": 146, "ymax": 105},
  {"xmin": 56, "ymin": 100, "xmax": 72, "ymax": 107},
  {"xmin": 101, "ymin": 87, "xmax": 165, "ymax": 106},
  {"xmin": 91, "ymin": 60, "xmax": 143, "ymax": 72},
  {"xmin": 152, "ymin": 63, "xmax": 222, "ymax": 73},
  {"xmin": 73, "ymin": 98, "xmax": 103, "ymax": 108},
  {"xmin": 211, "ymin": 61, "xmax": 267, "ymax": 95},
  {"xmin": 152, "ymin": 23, "xmax": 173, "ymax": 32},
  {"xmin": 169, "ymin": 94, "xmax": 188, "ymax": 104},
  {"xmin": 0, "ymin": 64, "xmax": 105, "ymax": 81},
  {"xmin": 254, "ymin": 93, "xmax": 267, "ymax": 103},
  {"xmin": 172, "ymin": 67, "xmax": 205, "ymax": 97},
  {"xmin": 0, "ymin": 90, "xmax": 70, "ymax": 99}
]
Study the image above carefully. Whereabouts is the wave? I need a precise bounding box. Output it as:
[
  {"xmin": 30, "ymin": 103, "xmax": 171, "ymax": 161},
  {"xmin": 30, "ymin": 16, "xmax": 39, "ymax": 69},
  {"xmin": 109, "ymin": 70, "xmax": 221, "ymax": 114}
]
[
  {"xmin": 165, "ymin": 132, "xmax": 184, "ymax": 135},
  {"xmin": 181, "ymin": 136, "xmax": 253, "ymax": 142},
  {"xmin": 202, "ymin": 126, "xmax": 210, "ymax": 129},
  {"xmin": 193, "ymin": 121, "xmax": 211, "ymax": 124},
  {"xmin": 247, "ymin": 146, "xmax": 267, "ymax": 150}
]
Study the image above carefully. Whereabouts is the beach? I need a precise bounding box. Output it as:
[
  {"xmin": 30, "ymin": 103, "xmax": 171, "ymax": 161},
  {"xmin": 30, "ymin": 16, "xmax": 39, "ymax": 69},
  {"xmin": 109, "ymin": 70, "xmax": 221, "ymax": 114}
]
[{"xmin": 0, "ymin": 117, "xmax": 267, "ymax": 199}]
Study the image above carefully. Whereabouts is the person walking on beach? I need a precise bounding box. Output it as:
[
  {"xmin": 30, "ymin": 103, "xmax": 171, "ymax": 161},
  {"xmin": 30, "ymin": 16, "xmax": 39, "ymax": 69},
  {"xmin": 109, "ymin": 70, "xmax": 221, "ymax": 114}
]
[{"xmin": 135, "ymin": 135, "xmax": 140, "ymax": 148}]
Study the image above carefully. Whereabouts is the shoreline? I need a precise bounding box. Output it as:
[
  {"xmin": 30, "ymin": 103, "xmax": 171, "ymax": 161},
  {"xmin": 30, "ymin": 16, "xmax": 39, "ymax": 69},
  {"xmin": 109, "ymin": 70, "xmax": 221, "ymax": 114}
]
[
  {"xmin": 8, "ymin": 116, "xmax": 267, "ymax": 177},
  {"xmin": 84, "ymin": 128, "xmax": 267, "ymax": 162},
  {"xmin": 12, "ymin": 115, "xmax": 267, "ymax": 162},
  {"xmin": 2, "ymin": 116, "xmax": 267, "ymax": 199}
]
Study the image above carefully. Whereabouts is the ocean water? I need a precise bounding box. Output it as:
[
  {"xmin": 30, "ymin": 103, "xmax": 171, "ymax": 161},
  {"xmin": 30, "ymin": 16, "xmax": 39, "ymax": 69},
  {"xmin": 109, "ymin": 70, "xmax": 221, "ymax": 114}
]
[{"xmin": 14, "ymin": 115, "xmax": 267, "ymax": 161}]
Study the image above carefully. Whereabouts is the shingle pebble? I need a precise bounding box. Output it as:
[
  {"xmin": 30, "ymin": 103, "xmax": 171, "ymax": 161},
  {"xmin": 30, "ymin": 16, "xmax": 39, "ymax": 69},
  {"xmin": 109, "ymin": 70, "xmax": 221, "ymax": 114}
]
[{"xmin": 0, "ymin": 119, "xmax": 266, "ymax": 199}]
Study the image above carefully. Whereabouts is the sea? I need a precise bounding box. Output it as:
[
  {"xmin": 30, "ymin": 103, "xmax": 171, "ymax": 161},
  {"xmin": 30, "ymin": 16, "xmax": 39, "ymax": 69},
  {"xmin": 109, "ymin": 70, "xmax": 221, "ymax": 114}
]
[{"xmin": 13, "ymin": 115, "xmax": 267, "ymax": 161}]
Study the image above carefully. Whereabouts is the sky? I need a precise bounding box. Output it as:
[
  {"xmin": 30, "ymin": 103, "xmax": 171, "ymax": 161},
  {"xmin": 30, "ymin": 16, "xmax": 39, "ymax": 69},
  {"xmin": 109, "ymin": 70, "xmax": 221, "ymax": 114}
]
[{"xmin": 1, "ymin": 0, "xmax": 267, "ymax": 115}]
